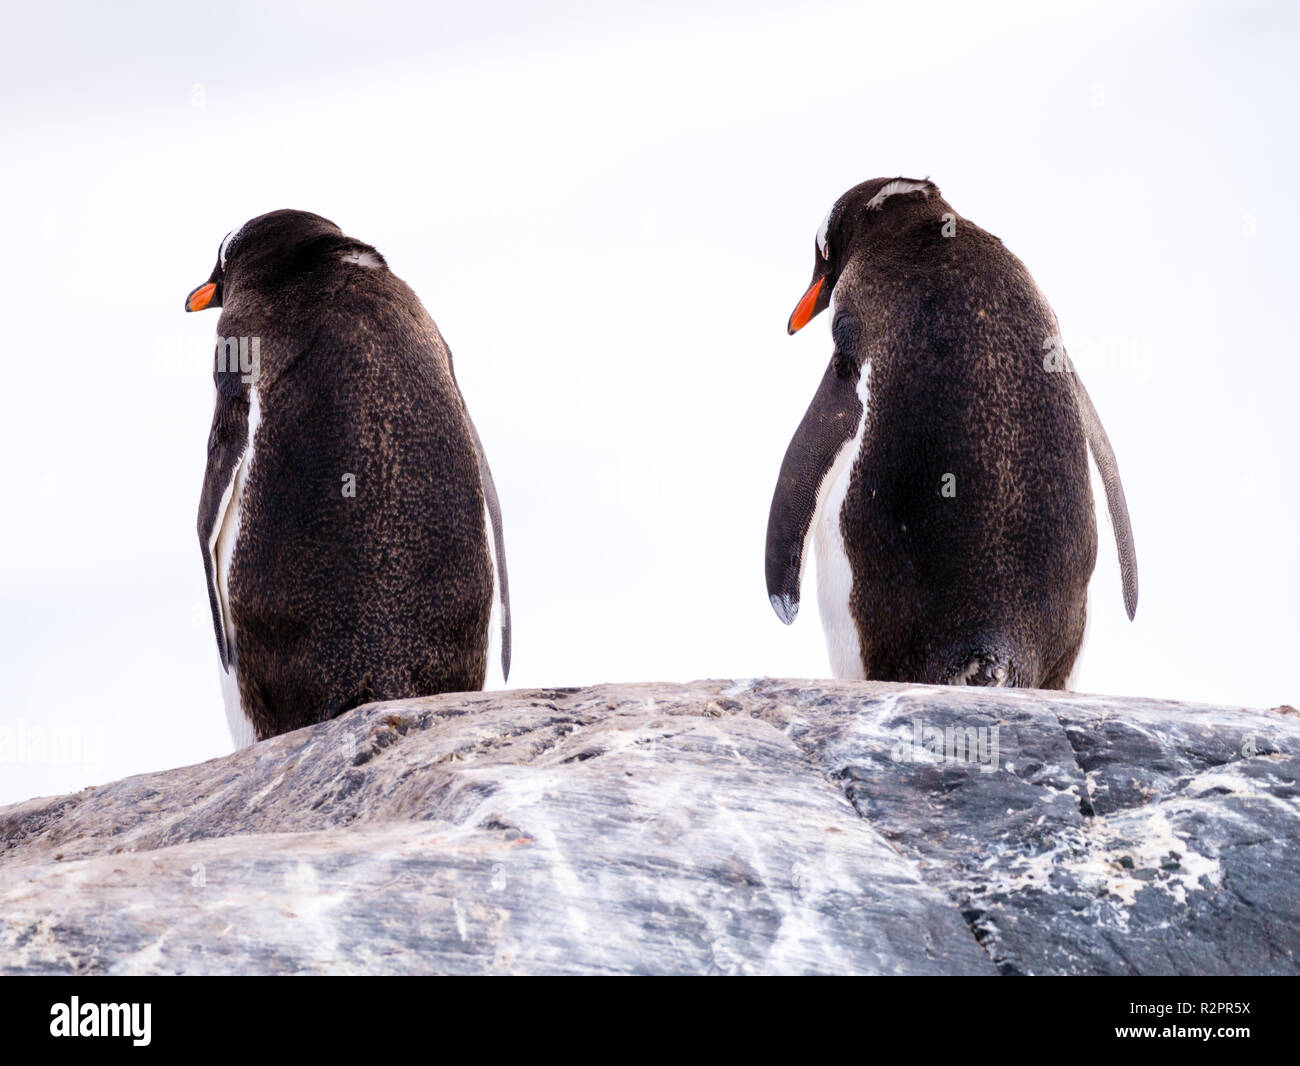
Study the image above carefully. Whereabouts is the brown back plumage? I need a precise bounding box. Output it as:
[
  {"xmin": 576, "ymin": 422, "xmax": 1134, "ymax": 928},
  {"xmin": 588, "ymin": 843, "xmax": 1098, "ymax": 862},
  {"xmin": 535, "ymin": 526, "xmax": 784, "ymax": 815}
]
[
  {"xmin": 767, "ymin": 178, "xmax": 1136, "ymax": 687},
  {"xmin": 193, "ymin": 210, "xmax": 509, "ymax": 739}
]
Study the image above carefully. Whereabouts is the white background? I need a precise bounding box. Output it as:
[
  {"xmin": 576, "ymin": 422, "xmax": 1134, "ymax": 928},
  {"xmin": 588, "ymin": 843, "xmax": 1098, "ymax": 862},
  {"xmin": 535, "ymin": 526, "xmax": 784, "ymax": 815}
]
[{"xmin": 1, "ymin": 0, "xmax": 1296, "ymax": 807}]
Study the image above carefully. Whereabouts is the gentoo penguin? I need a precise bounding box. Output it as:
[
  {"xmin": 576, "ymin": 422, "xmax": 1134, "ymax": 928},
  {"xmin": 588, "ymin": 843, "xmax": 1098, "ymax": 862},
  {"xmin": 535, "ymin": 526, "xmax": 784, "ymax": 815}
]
[
  {"xmin": 184, "ymin": 209, "xmax": 511, "ymax": 744},
  {"xmin": 765, "ymin": 177, "xmax": 1137, "ymax": 688}
]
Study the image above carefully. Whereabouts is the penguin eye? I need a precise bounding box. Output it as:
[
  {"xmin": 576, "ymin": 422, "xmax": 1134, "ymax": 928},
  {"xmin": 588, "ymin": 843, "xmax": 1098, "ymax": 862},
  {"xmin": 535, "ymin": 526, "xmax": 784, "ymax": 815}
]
[
  {"xmin": 816, "ymin": 208, "xmax": 833, "ymax": 261},
  {"xmin": 218, "ymin": 229, "xmax": 238, "ymax": 271}
]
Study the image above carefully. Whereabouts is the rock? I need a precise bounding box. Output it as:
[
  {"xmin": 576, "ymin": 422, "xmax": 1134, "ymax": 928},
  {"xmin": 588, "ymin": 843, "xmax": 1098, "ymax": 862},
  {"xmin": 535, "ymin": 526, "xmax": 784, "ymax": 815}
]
[{"xmin": 0, "ymin": 679, "xmax": 1296, "ymax": 975}]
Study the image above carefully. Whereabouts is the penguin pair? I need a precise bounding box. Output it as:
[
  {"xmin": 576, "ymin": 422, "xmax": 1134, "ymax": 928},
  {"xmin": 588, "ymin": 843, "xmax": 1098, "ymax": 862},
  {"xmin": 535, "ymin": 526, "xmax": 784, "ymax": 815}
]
[
  {"xmin": 185, "ymin": 210, "xmax": 509, "ymax": 745},
  {"xmin": 186, "ymin": 183, "xmax": 1137, "ymax": 746},
  {"xmin": 766, "ymin": 177, "xmax": 1138, "ymax": 687}
]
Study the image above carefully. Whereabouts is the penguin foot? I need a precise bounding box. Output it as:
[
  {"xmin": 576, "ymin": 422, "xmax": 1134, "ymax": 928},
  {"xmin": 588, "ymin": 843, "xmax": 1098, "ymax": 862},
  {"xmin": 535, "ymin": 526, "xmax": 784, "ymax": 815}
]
[{"xmin": 950, "ymin": 655, "xmax": 1012, "ymax": 687}]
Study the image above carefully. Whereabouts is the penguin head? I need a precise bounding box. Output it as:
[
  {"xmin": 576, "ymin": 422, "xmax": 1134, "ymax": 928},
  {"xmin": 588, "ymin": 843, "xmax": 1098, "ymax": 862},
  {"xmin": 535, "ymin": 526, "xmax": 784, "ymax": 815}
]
[
  {"xmin": 787, "ymin": 177, "xmax": 940, "ymax": 334},
  {"xmin": 184, "ymin": 210, "xmax": 385, "ymax": 312}
]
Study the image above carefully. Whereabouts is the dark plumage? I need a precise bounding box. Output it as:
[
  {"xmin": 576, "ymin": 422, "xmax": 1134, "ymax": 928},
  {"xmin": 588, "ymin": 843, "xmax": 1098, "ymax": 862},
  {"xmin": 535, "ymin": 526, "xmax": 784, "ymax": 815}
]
[
  {"xmin": 766, "ymin": 178, "xmax": 1136, "ymax": 688},
  {"xmin": 185, "ymin": 209, "xmax": 510, "ymax": 743}
]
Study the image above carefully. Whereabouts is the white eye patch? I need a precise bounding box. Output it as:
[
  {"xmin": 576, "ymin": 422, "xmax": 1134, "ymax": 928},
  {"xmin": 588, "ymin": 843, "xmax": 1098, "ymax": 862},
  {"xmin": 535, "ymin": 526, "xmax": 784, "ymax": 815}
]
[
  {"xmin": 340, "ymin": 250, "xmax": 383, "ymax": 269},
  {"xmin": 218, "ymin": 225, "xmax": 242, "ymax": 270},
  {"xmin": 816, "ymin": 205, "xmax": 834, "ymax": 260},
  {"xmin": 865, "ymin": 179, "xmax": 933, "ymax": 211}
]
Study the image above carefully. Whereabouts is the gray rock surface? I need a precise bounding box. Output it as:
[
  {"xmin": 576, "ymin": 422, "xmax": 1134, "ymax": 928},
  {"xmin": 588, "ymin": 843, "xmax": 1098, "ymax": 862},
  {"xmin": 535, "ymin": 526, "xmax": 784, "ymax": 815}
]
[{"xmin": 1, "ymin": 680, "xmax": 1297, "ymax": 975}]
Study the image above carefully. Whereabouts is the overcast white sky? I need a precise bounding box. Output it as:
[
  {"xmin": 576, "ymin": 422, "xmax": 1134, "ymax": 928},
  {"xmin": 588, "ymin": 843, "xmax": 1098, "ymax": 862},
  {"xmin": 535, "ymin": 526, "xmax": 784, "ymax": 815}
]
[{"xmin": 1, "ymin": 0, "xmax": 1297, "ymax": 807}]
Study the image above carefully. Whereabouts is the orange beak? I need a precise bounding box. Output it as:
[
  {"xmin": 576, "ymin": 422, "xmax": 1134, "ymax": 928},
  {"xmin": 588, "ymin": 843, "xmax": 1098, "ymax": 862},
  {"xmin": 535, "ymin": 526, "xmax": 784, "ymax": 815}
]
[
  {"xmin": 185, "ymin": 281, "xmax": 217, "ymax": 312},
  {"xmin": 787, "ymin": 275, "xmax": 824, "ymax": 335}
]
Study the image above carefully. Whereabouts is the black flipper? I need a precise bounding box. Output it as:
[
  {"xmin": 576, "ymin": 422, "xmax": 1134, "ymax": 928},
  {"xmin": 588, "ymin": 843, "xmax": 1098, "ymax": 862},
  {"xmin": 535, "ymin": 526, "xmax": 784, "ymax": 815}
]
[
  {"xmin": 765, "ymin": 319, "xmax": 865, "ymax": 624},
  {"xmin": 466, "ymin": 415, "xmax": 512, "ymax": 682},
  {"xmin": 1070, "ymin": 365, "xmax": 1139, "ymax": 620}
]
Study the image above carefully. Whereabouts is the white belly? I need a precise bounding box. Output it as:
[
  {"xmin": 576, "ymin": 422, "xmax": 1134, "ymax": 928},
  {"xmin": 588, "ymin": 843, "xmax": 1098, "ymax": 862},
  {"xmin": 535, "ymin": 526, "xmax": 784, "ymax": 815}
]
[
  {"xmin": 813, "ymin": 444, "xmax": 865, "ymax": 679},
  {"xmin": 220, "ymin": 661, "xmax": 257, "ymax": 748},
  {"xmin": 813, "ymin": 360, "xmax": 871, "ymax": 680},
  {"xmin": 213, "ymin": 387, "xmax": 261, "ymax": 748}
]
